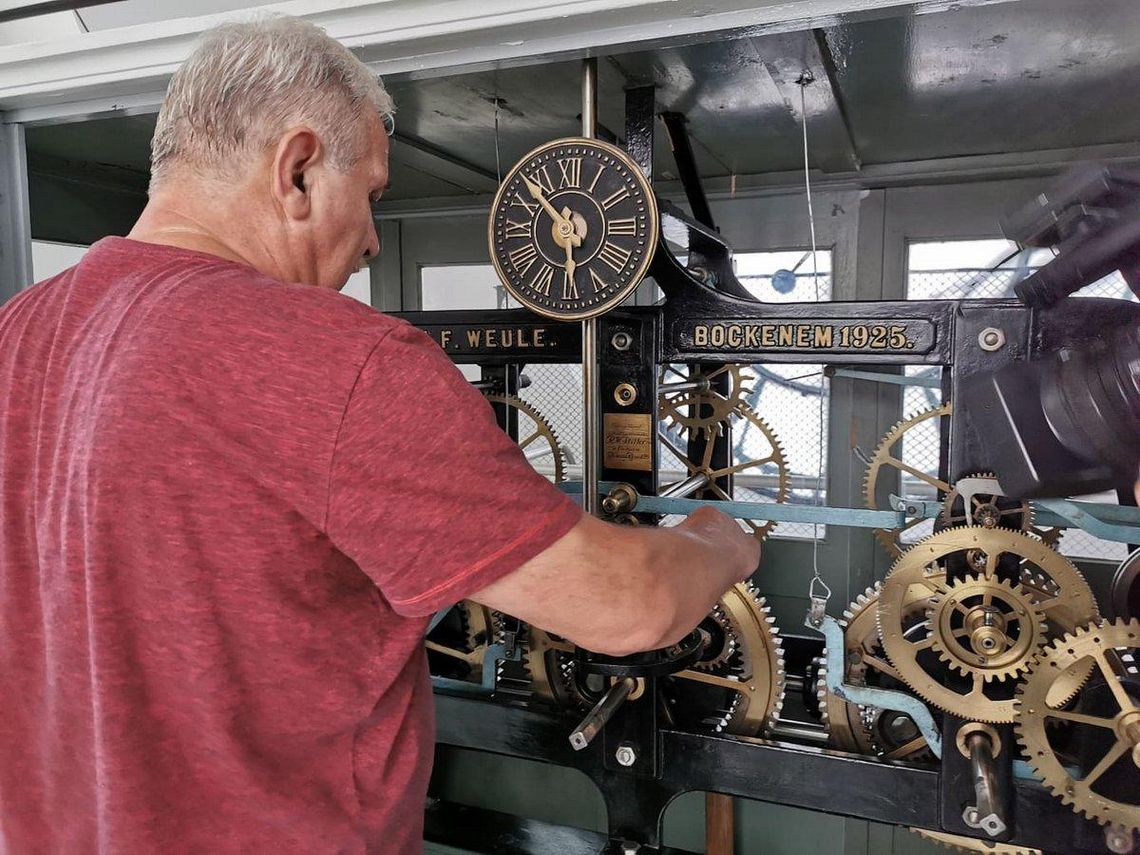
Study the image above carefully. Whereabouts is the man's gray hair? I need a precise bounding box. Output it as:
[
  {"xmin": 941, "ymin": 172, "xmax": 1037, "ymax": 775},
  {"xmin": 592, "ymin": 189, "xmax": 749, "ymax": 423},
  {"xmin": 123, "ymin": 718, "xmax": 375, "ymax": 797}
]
[{"xmin": 149, "ymin": 16, "xmax": 394, "ymax": 191}]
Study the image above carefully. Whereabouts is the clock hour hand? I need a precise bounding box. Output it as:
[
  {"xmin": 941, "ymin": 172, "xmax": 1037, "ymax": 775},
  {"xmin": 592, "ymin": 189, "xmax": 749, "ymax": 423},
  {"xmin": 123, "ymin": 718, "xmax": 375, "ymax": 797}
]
[{"xmin": 563, "ymin": 237, "xmax": 576, "ymax": 280}]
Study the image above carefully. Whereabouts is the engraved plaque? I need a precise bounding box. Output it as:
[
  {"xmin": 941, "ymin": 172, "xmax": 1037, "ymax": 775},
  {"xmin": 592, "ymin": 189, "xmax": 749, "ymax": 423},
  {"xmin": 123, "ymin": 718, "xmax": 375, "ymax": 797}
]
[{"xmin": 603, "ymin": 413, "xmax": 653, "ymax": 471}]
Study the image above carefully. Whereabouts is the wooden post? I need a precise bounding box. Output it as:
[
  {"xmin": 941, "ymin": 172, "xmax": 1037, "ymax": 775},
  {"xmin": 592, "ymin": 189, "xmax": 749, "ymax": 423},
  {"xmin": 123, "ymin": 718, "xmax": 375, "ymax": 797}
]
[{"xmin": 706, "ymin": 792, "xmax": 735, "ymax": 855}]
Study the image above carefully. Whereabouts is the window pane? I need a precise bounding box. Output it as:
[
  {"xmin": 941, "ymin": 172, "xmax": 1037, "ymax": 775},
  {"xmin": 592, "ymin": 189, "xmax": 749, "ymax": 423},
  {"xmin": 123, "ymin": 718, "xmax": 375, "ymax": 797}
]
[
  {"xmin": 341, "ymin": 268, "xmax": 371, "ymax": 305},
  {"xmin": 421, "ymin": 264, "xmax": 518, "ymax": 311},
  {"xmin": 32, "ymin": 240, "xmax": 87, "ymax": 281}
]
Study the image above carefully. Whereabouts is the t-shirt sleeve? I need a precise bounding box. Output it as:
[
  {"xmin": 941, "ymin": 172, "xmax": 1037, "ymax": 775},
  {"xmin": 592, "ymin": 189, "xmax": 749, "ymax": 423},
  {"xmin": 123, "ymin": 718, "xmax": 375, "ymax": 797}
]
[{"xmin": 325, "ymin": 322, "xmax": 583, "ymax": 617}]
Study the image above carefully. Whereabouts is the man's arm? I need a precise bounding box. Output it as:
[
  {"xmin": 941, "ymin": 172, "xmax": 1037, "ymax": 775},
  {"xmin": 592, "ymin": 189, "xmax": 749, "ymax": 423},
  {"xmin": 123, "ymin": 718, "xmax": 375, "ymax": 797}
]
[{"xmin": 470, "ymin": 506, "xmax": 760, "ymax": 657}]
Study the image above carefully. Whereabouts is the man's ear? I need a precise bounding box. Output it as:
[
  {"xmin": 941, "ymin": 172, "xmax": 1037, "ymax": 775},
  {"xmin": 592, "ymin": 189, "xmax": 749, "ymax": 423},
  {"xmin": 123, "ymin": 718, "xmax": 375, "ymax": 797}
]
[{"xmin": 272, "ymin": 127, "xmax": 322, "ymax": 221}]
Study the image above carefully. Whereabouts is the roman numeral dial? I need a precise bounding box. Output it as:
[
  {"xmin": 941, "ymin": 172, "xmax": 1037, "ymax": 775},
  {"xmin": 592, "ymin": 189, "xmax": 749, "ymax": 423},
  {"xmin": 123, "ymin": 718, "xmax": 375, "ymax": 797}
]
[{"xmin": 489, "ymin": 137, "xmax": 659, "ymax": 321}]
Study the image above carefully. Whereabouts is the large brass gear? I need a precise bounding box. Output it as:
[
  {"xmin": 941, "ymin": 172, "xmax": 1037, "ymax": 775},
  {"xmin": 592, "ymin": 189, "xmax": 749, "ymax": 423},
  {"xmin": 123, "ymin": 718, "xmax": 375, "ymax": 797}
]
[
  {"xmin": 484, "ymin": 393, "xmax": 567, "ymax": 483},
  {"xmin": 424, "ymin": 601, "xmax": 495, "ymax": 683},
  {"xmin": 658, "ymin": 364, "xmax": 753, "ymax": 438},
  {"xmin": 909, "ymin": 828, "xmax": 1041, "ymax": 854},
  {"xmin": 925, "ymin": 575, "xmax": 1048, "ymax": 684},
  {"xmin": 1015, "ymin": 619, "xmax": 1140, "ymax": 831},
  {"xmin": 878, "ymin": 527, "xmax": 1099, "ymax": 723},
  {"xmin": 823, "ymin": 582, "xmax": 935, "ymax": 759},
  {"xmin": 659, "ymin": 400, "xmax": 788, "ymax": 541},
  {"xmin": 663, "ymin": 583, "xmax": 786, "ymax": 736},
  {"xmin": 864, "ymin": 403, "xmax": 952, "ymax": 558}
]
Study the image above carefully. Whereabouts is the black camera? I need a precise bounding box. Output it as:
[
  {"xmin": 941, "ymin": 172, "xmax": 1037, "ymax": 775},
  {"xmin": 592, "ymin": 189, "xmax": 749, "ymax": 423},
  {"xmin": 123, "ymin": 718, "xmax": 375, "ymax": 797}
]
[
  {"xmin": 963, "ymin": 165, "xmax": 1140, "ymax": 499},
  {"xmin": 964, "ymin": 325, "xmax": 1140, "ymax": 498}
]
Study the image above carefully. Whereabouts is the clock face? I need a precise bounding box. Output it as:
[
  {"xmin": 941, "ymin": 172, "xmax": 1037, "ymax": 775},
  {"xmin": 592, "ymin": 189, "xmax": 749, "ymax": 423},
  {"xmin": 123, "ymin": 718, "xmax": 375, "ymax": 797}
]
[{"xmin": 488, "ymin": 137, "xmax": 659, "ymax": 321}]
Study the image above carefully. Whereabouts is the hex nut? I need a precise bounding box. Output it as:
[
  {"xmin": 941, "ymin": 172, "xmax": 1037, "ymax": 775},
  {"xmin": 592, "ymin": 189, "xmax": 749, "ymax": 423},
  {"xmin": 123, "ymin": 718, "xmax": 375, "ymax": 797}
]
[{"xmin": 615, "ymin": 744, "xmax": 637, "ymax": 767}]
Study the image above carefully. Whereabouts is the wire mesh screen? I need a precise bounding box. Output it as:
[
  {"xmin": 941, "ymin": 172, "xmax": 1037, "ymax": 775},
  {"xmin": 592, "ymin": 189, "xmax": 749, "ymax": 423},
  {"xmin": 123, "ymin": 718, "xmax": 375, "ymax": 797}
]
[
  {"xmin": 905, "ymin": 240, "xmax": 1136, "ymax": 561},
  {"xmin": 518, "ymin": 365, "xmax": 582, "ymax": 481}
]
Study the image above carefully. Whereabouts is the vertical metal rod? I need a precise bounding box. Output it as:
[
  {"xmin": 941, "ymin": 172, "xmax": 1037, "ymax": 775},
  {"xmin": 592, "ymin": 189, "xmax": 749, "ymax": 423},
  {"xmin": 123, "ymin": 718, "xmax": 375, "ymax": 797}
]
[
  {"xmin": 581, "ymin": 57, "xmax": 600, "ymax": 515},
  {"xmin": 0, "ymin": 123, "xmax": 33, "ymax": 303}
]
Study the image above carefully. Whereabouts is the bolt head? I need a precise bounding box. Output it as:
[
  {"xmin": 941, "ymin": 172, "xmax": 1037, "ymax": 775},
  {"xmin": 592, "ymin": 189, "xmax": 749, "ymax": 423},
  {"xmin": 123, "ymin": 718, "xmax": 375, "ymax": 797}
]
[{"xmin": 615, "ymin": 744, "xmax": 638, "ymax": 767}]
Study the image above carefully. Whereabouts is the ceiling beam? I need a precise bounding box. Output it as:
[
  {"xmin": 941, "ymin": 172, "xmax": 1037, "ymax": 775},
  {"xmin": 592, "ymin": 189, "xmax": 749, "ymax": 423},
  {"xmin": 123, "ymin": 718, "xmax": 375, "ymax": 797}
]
[
  {"xmin": 750, "ymin": 29, "xmax": 860, "ymax": 173},
  {"xmin": 0, "ymin": 0, "xmax": 1023, "ymax": 124}
]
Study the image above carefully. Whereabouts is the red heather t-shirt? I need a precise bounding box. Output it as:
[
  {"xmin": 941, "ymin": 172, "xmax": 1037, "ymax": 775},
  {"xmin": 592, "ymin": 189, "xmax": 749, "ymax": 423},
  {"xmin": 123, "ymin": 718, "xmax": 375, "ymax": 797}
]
[{"xmin": 0, "ymin": 237, "xmax": 581, "ymax": 853}]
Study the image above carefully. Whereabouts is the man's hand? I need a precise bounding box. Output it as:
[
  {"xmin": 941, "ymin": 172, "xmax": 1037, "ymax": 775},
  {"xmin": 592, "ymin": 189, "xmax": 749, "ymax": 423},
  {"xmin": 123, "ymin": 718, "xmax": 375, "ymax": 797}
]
[{"xmin": 676, "ymin": 505, "xmax": 761, "ymax": 584}]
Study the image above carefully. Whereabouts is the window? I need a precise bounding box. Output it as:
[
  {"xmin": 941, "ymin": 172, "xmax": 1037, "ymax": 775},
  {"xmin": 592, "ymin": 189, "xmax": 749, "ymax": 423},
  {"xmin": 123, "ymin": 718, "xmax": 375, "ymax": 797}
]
[
  {"xmin": 32, "ymin": 240, "xmax": 87, "ymax": 280},
  {"xmin": 340, "ymin": 268, "xmax": 372, "ymax": 306},
  {"xmin": 905, "ymin": 239, "xmax": 1130, "ymax": 561}
]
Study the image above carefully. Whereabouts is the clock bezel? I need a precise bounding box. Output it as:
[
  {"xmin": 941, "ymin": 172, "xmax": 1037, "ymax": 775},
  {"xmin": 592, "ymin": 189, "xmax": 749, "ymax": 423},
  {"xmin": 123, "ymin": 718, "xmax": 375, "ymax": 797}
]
[{"xmin": 487, "ymin": 136, "xmax": 660, "ymax": 322}]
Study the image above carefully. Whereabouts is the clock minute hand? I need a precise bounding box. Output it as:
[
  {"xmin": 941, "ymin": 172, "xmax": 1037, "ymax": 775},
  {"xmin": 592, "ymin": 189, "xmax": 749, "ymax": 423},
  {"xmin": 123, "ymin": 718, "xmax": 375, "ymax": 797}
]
[{"xmin": 522, "ymin": 175, "xmax": 571, "ymax": 232}]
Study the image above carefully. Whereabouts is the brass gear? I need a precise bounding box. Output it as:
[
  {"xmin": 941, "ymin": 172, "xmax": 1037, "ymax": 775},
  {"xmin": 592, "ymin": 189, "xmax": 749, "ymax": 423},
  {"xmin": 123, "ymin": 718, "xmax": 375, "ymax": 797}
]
[
  {"xmin": 525, "ymin": 583, "xmax": 786, "ymax": 737},
  {"xmin": 525, "ymin": 625, "xmax": 581, "ymax": 706},
  {"xmin": 424, "ymin": 601, "xmax": 495, "ymax": 683},
  {"xmin": 909, "ymin": 828, "xmax": 1041, "ymax": 854},
  {"xmin": 925, "ymin": 575, "xmax": 1048, "ymax": 683},
  {"xmin": 664, "ymin": 582, "xmax": 786, "ymax": 736},
  {"xmin": 878, "ymin": 527, "xmax": 1098, "ymax": 723},
  {"xmin": 484, "ymin": 393, "xmax": 567, "ymax": 483},
  {"xmin": 658, "ymin": 364, "xmax": 753, "ymax": 438},
  {"xmin": 864, "ymin": 403, "xmax": 952, "ymax": 558},
  {"xmin": 825, "ymin": 583, "xmax": 934, "ymax": 759},
  {"xmin": 659, "ymin": 400, "xmax": 788, "ymax": 541},
  {"xmin": 1015, "ymin": 619, "xmax": 1140, "ymax": 831}
]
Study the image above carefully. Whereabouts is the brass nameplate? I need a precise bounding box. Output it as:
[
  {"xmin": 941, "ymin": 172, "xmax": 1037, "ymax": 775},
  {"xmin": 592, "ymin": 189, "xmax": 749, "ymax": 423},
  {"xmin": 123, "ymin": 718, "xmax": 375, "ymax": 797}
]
[
  {"xmin": 604, "ymin": 413, "xmax": 653, "ymax": 472},
  {"xmin": 680, "ymin": 319, "xmax": 935, "ymax": 354}
]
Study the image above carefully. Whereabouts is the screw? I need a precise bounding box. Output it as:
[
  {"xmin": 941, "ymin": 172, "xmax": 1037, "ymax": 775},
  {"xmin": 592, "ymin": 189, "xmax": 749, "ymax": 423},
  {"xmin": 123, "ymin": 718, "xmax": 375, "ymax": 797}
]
[
  {"xmin": 978, "ymin": 327, "xmax": 1006, "ymax": 352},
  {"xmin": 615, "ymin": 744, "xmax": 637, "ymax": 767},
  {"xmin": 611, "ymin": 331, "xmax": 633, "ymax": 351}
]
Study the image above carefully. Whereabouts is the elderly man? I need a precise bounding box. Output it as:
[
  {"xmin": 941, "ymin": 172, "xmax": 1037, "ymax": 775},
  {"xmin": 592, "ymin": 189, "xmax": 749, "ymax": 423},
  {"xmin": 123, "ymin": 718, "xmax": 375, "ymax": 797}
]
[{"xmin": 0, "ymin": 16, "xmax": 759, "ymax": 854}]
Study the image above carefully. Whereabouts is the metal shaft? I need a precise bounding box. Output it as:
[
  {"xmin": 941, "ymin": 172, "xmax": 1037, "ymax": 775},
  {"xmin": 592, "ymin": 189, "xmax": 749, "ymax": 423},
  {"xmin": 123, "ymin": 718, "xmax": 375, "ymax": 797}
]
[
  {"xmin": 659, "ymin": 378, "xmax": 711, "ymax": 395},
  {"xmin": 569, "ymin": 676, "xmax": 636, "ymax": 750},
  {"xmin": 581, "ymin": 56, "xmax": 600, "ymax": 516},
  {"xmin": 964, "ymin": 732, "xmax": 1006, "ymax": 837},
  {"xmin": 660, "ymin": 472, "xmax": 712, "ymax": 499}
]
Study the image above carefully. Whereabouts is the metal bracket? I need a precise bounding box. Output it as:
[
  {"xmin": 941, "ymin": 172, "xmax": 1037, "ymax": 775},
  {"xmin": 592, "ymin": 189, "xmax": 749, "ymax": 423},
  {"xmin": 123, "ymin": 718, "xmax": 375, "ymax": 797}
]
[{"xmin": 807, "ymin": 611, "xmax": 943, "ymax": 758}]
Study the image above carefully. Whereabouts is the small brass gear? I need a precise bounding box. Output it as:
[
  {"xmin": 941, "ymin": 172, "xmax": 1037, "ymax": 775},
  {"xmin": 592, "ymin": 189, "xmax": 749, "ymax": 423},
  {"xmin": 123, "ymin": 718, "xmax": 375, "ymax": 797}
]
[
  {"xmin": 937, "ymin": 473, "xmax": 1061, "ymax": 548},
  {"xmin": 878, "ymin": 527, "xmax": 1098, "ymax": 723},
  {"xmin": 658, "ymin": 364, "xmax": 753, "ymax": 438},
  {"xmin": 663, "ymin": 583, "xmax": 786, "ymax": 736},
  {"xmin": 864, "ymin": 403, "xmax": 952, "ymax": 558},
  {"xmin": 659, "ymin": 400, "xmax": 788, "ymax": 541},
  {"xmin": 425, "ymin": 601, "xmax": 495, "ymax": 683},
  {"xmin": 484, "ymin": 393, "xmax": 567, "ymax": 483},
  {"xmin": 909, "ymin": 828, "xmax": 1041, "ymax": 854},
  {"xmin": 1015, "ymin": 619, "xmax": 1140, "ymax": 831},
  {"xmin": 925, "ymin": 575, "xmax": 1048, "ymax": 684}
]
